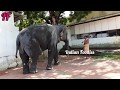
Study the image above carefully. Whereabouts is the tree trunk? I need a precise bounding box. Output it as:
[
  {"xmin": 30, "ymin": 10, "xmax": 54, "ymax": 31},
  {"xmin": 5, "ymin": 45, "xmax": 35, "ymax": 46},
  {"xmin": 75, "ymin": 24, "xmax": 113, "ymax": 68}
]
[{"xmin": 49, "ymin": 11, "xmax": 58, "ymax": 25}]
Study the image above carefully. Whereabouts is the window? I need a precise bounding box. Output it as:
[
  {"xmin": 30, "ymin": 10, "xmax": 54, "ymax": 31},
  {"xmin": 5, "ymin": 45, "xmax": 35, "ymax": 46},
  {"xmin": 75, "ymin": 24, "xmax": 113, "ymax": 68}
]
[
  {"xmin": 89, "ymin": 31, "xmax": 108, "ymax": 38},
  {"xmin": 96, "ymin": 32, "xmax": 101, "ymax": 38},
  {"xmin": 101, "ymin": 33, "xmax": 108, "ymax": 37},
  {"xmin": 77, "ymin": 34, "xmax": 83, "ymax": 39},
  {"xmin": 89, "ymin": 33, "xmax": 97, "ymax": 38},
  {"xmin": 116, "ymin": 29, "xmax": 120, "ymax": 36},
  {"xmin": 108, "ymin": 30, "xmax": 117, "ymax": 37},
  {"xmin": 101, "ymin": 31, "xmax": 108, "ymax": 37},
  {"xmin": 76, "ymin": 33, "xmax": 90, "ymax": 39}
]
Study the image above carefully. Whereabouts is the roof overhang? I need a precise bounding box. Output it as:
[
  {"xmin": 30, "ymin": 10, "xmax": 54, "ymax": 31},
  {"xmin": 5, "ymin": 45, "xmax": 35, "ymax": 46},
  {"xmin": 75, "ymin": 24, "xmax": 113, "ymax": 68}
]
[{"xmin": 67, "ymin": 12, "xmax": 120, "ymax": 27}]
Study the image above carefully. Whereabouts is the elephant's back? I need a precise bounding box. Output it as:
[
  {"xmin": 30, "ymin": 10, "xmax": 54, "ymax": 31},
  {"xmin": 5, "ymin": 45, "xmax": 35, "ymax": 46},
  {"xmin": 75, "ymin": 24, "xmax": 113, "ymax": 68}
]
[
  {"xmin": 18, "ymin": 24, "xmax": 54, "ymax": 52},
  {"xmin": 28, "ymin": 24, "xmax": 48, "ymax": 30}
]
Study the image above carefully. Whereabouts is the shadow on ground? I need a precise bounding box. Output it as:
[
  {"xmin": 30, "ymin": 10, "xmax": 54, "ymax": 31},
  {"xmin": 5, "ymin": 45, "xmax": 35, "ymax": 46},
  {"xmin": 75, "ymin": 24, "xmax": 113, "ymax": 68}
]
[{"xmin": 0, "ymin": 55, "xmax": 120, "ymax": 79}]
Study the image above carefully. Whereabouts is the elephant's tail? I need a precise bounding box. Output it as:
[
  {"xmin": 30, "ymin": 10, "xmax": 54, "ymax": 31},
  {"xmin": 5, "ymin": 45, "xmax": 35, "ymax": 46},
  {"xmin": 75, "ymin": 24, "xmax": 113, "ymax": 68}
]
[{"xmin": 15, "ymin": 35, "xmax": 20, "ymax": 58}]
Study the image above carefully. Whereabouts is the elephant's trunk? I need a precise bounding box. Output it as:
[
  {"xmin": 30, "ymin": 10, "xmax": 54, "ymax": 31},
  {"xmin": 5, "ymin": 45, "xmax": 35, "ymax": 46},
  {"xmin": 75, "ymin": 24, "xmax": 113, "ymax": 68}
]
[
  {"xmin": 63, "ymin": 39, "xmax": 69, "ymax": 51},
  {"xmin": 64, "ymin": 39, "xmax": 70, "ymax": 57}
]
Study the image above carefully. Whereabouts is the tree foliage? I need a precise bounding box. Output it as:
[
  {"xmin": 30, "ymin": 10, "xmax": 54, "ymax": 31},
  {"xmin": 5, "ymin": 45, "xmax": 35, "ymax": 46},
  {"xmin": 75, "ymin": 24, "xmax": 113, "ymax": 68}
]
[
  {"xmin": 15, "ymin": 11, "xmax": 47, "ymax": 30},
  {"xmin": 15, "ymin": 11, "xmax": 91, "ymax": 31},
  {"xmin": 68, "ymin": 11, "xmax": 91, "ymax": 22}
]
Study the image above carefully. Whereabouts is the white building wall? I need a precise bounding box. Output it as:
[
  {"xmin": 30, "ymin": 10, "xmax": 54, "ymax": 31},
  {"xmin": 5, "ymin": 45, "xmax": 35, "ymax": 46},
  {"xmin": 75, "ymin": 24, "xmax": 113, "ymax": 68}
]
[
  {"xmin": 0, "ymin": 11, "xmax": 22, "ymax": 71},
  {"xmin": 70, "ymin": 36, "xmax": 120, "ymax": 49},
  {"xmin": 67, "ymin": 14, "xmax": 120, "ymax": 49}
]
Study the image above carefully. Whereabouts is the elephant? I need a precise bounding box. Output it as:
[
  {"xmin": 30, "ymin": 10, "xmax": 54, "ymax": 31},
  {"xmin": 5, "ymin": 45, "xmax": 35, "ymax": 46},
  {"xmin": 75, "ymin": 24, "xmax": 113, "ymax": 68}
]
[{"xmin": 15, "ymin": 24, "xmax": 69, "ymax": 74}]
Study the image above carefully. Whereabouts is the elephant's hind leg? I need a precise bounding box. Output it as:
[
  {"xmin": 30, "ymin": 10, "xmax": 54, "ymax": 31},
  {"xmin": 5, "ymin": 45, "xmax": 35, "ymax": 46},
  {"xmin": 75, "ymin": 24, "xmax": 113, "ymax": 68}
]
[
  {"xmin": 29, "ymin": 38, "xmax": 42, "ymax": 73},
  {"xmin": 29, "ymin": 57, "xmax": 39, "ymax": 74},
  {"xmin": 19, "ymin": 52, "xmax": 30, "ymax": 74}
]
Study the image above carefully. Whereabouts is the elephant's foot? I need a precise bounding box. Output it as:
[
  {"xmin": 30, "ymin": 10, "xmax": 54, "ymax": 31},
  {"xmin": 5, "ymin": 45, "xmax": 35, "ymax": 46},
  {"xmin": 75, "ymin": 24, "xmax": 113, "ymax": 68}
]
[
  {"xmin": 23, "ymin": 68, "xmax": 30, "ymax": 74},
  {"xmin": 54, "ymin": 61, "xmax": 60, "ymax": 65},
  {"xmin": 29, "ymin": 69, "xmax": 38, "ymax": 74},
  {"xmin": 29, "ymin": 65, "xmax": 38, "ymax": 74},
  {"xmin": 46, "ymin": 65, "xmax": 53, "ymax": 70},
  {"xmin": 23, "ymin": 71, "xmax": 30, "ymax": 74},
  {"xmin": 23, "ymin": 64, "xmax": 30, "ymax": 74}
]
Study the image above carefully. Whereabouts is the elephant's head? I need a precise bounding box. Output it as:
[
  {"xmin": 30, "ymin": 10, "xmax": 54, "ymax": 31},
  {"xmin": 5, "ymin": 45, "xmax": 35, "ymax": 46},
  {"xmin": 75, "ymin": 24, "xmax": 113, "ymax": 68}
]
[
  {"xmin": 58, "ymin": 24, "xmax": 69, "ymax": 50},
  {"xmin": 57, "ymin": 24, "xmax": 67, "ymax": 41}
]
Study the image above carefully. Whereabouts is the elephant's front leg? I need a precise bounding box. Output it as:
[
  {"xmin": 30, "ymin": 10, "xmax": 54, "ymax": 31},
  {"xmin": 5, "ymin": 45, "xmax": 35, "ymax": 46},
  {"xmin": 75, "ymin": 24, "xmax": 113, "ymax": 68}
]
[
  {"xmin": 54, "ymin": 48, "xmax": 60, "ymax": 65},
  {"xmin": 46, "ymin": 49, "xmax": 54, "ymax": 70}
]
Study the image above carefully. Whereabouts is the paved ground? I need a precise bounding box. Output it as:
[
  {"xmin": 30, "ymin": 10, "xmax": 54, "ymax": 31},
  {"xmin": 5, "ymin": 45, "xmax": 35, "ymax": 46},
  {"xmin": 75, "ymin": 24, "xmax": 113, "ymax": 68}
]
[{"xmin": 1, "ymin": 55, "xmax": 120, "ymax": 79}]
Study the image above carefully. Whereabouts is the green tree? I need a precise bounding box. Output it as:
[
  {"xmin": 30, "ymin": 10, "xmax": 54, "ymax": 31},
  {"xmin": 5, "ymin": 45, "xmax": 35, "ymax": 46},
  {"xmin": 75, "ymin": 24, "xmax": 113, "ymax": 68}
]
[
  {"xmin": 15, "ymin": 11, "xmax": 91, "ymax": 31},
  {"xmin": 15, "ymin": 11, "xmax": 47, "ymax": 30},
  {"xmin": 68, "ymin": 11, "xmax": 91, "ymax": 23}
]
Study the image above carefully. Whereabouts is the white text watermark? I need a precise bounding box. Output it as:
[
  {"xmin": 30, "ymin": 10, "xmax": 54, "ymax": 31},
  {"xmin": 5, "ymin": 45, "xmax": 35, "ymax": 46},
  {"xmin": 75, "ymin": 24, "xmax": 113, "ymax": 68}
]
[{"xmin": 65, "ymin": 50, "xmax": 95, "ymax": 55}]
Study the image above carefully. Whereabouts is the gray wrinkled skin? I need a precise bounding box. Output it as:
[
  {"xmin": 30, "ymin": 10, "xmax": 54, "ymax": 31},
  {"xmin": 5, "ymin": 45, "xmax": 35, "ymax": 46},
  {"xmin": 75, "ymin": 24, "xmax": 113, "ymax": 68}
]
[{"xmin": 15, "ymin": 24, "xmax": 68, "ymax": 74}]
